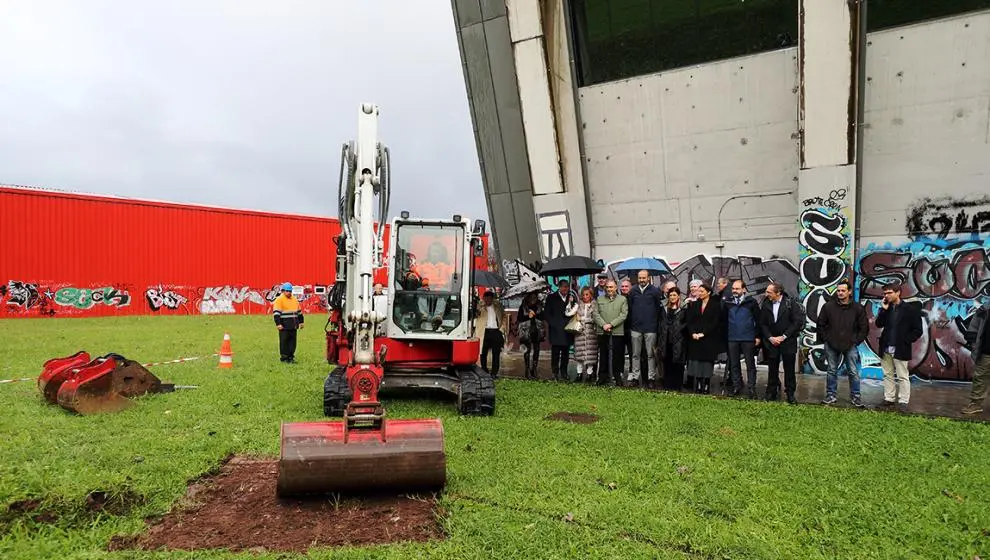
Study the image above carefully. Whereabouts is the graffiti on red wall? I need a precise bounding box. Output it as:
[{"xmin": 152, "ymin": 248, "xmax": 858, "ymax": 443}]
[
  {"xmin": 54, "ymin": 286, "xmax": 131, "ymax": 309},
  {"xmin": 146, "ymin": 287, "xmax": 190, "ymax": 311},
  {"xmin": 2, "ymin": 281, "xmax": 56, "ymax": 316},
  {"xmin": 857, "ymin": 236, "xmax": 990, "ymax": 381},
  {"xmin": 2, "ymin": 281, "xmax": 327, "ymax": 318}
]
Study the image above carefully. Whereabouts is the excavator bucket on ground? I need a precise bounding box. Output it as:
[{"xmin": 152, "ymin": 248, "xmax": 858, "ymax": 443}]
[
  {"xmin": 38, "ymin": 351, "xmax": 92, "ymax": 404},
  {"xmin": 276, "ymin": 404, "xmax": 446, "ymax": 496},
  {"xmin": 44, "ymin": 352, "xmax": 172, "ymax": 415}
]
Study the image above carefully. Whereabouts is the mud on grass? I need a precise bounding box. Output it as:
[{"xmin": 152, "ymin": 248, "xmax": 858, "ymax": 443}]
[
  {"xmin": 108, "ymin": 455, "xmax": 445, "ymax": 554},
  {"xmin": 3, "ymin": 489, "xmax": 146, "ymax": 529}
]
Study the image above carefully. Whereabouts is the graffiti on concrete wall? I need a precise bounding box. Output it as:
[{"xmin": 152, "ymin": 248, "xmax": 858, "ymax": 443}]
[
  {"xmin": 857, "ymin": 235, "xmax": 990, "ymax": 381},
  {"xmin": 801, "ymin": 188, "xmax": 848, "ymax": 211},
  {"xmin": 605, "ymin": 254, "xmax": 800, "ymax": 300},
  {"xmin": 798, "ymin": 188, "xmax": 855, "ymax": 374},
  {"xmin": 537, "ymin": 211, "xmax": 573, "ymax": 260},
  {"xmin": 905, "ymin": 195, "xmax": 990, "ymax": 240}
]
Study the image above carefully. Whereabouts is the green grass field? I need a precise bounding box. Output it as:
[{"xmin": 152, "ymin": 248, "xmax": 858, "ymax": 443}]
[{"xmin": 1, "ymin": 315, "xmax": 989, "ymax": 559}]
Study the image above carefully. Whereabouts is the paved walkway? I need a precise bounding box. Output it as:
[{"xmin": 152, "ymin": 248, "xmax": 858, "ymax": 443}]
[{"xmin": 497, "ymin": 351, "xmax": 989, "ymax": 422}]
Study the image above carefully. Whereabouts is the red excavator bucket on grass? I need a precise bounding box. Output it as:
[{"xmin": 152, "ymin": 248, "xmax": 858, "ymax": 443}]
[
  {"xmin": 52, "ymin": 353, "xmax": 170, "ymax": 415},
  {"xmin": 276, "ymin": 369, "xmax": 446, "ymax": 496},
  {"xmin": 277, "ymin": 415, "xmax": 445, "ymax": 495},
  {"xmin": 38, "ymin": 351, "xmax": 92, "ymax": 404}
]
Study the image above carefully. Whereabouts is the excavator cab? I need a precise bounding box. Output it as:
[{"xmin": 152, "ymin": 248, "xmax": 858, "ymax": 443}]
[{"xmin": 388, "ymin": 220, "xmax": 468, "ymax": 337}]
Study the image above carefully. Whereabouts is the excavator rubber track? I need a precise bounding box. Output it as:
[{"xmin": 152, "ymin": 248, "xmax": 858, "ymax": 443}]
[
  {"xmin": 456, "ymin": 366, "xmax": 495, "ymax": 416},
  {"xmin": 323, "ymin": 370, "xmax": 350, "ymax": 417}
]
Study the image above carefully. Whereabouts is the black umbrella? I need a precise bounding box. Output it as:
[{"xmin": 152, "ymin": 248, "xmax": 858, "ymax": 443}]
[
  {"xmin": 472, "ymin": 269, "xmax": 508, "ymax": 288},
  {"xmin": 539, "ymin": 255, "xmax": 603, "ymax": 277}
]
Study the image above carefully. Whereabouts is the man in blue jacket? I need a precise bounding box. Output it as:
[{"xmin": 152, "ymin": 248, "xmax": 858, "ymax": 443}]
[
  {"xmin": 723, "ymin": 279, "xmax": 761, "ymax": 398},
  {"xmin": 626, "ymin": 270, "xmax": 663, "ymax": 388}
]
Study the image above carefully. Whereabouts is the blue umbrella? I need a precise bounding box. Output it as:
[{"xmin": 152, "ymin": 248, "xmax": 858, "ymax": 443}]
[{"xmin": 615, "ymin": 257, "xmax": 670, "ymax": 276}]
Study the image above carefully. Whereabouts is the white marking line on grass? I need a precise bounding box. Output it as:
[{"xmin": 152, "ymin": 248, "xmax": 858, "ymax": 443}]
[{"xmin": 0, "ymin": 353, "xmax": 219, "ymax": 384}]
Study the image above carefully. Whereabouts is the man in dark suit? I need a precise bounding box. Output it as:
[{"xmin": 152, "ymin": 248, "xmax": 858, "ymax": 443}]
[
  {"xmin": 759, "ymin": 282, "xmax": 806, "ymax": 403},
  {"xmin": 544, "ymin": 278, "xmax": 578, "ymax": 381},
  {"xmin": 875, "ymin": 282, "xmax": 923, "ymax": 410}
]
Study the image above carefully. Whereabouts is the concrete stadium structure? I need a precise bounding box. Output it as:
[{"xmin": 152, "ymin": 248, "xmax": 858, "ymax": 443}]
[{"xmin": 451, "ymin": 0, "xmax": 990, "ymax": 381}]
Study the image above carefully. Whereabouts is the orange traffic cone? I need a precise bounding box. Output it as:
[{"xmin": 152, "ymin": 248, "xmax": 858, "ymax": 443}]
[{"xmin": 218, "ymin": 333, "xmax": 233, "ymax": 369}]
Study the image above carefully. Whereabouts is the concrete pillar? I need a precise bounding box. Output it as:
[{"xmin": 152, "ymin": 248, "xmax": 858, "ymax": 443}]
[
  {"xmin": 797, "ymin": 0, "xmax": 863, "ymax": 373},
  {"xmin": 506, "ymin": 0, "xmax": 592, "ymax": 260},
  {"xmin": 450, "ymin": 0, "xmax": 543, "ymax": 266}
]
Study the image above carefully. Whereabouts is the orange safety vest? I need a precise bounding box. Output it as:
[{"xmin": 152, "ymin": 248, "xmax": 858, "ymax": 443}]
[{"xmin": 416, "ymin": 261, "xmax": 454, "ymax": 290}]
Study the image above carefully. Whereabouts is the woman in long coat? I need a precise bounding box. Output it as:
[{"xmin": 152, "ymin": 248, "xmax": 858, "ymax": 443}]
[
  {"xmin": 658, "ymin": 286, "xmax": 687, "ymax": 390},
  {"xmin": 573, "ymin": 287, "xmax": 599, "ymax": 382},
  {"xmin": 684, "ymin": 283, "xmax": 723, "ymax": 394}
]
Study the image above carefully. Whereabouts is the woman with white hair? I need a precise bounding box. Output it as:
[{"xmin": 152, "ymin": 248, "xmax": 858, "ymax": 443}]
[{"xmin": 686, "ymin": 279, "xmax": 704, "ymax": 303}]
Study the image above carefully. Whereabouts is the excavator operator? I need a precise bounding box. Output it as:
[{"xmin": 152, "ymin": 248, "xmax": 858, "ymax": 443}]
[{"xmin": 416, "ymin": 242, "xmax": 454, "ymax": 290}]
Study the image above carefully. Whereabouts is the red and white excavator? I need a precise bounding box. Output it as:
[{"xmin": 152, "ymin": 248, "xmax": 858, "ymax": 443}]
[{"xmin": 276, "ymin": 103, "xmax": 495, "ymax": 496}]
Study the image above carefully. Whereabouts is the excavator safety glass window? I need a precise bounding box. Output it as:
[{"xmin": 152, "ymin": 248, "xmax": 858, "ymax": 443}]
[{"xmin": 392, "ymin": 224, "xmax": 465, "ymax": 334}]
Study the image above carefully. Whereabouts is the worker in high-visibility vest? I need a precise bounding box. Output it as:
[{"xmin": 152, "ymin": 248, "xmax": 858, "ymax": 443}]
[
  {"xmin": 416, "ymin": 242, "xmax": 455, "ymax": 290},
  {"xmin": 273, "ymin": 282, "xmax": 304, "ymax": 362}
]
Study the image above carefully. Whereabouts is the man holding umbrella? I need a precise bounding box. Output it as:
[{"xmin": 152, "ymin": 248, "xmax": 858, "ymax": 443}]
[{"xmin": 544, "ymin": 278, "xmax": 578, "ymax": 381}]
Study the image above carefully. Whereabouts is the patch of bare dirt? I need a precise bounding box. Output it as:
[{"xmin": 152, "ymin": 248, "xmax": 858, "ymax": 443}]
[
  {"xmin": 85, "ymin": 490, "xmax": 145, "ymax": 515},
  {"xmin": 108, "ymin": 456, "xmax": 444, "ymax": 553},
  {"xmin": 546, "ymin": 411, "xmax": 599, "ymax": 424},
  {"xmin": 4, "ymin": 499, "xmax": 57, "ymax": 524}
]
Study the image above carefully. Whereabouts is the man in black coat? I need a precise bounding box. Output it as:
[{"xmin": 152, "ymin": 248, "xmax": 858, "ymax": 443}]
[
  {"xmin": 817, "ymin": 280, "xmax": 869, "ymax": 407},
  {"xmin": 759, "ymin": 282, "xmax": 806, "ymax": 403},
  {"xmin": 544, "ymin": 278, "xmax": 578, "ymax": 381},
  {"xmin": 875, "ymin": 282, "xmax": 923, "ymax": 409}
]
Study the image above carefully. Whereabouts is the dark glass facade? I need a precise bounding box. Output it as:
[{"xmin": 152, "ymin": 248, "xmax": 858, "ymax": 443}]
[
  {"xmin": 570, "ymin": 0, "xmax": 798, "ymax": 86},
  {"xmin": 570, "ymin": 0, "xmax": 990, "ymax": 87}
]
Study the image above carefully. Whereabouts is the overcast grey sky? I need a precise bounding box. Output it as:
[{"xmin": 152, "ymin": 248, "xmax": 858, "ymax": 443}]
[{"xmin": 0, "ymin": 0, "xmax": 489, "ymax": 221}]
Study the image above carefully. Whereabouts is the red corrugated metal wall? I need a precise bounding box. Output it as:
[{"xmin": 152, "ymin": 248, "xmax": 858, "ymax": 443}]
[
  {"xmin": 0, "ymin": 186, "xmax": 341, "ymax": 318},
  {"xmin": 1, "ymin": 186, "xmax": 489, "ymax": 319}
]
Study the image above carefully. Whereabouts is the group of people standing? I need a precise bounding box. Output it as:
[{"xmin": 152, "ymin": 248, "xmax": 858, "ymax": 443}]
[
  {"xmin": 477, "ymin": 269, "xmax": 983, "ymax": 413},
  {"xmin": 562, "ymin": 272, "xmax": 812, "ymax": 403}
]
